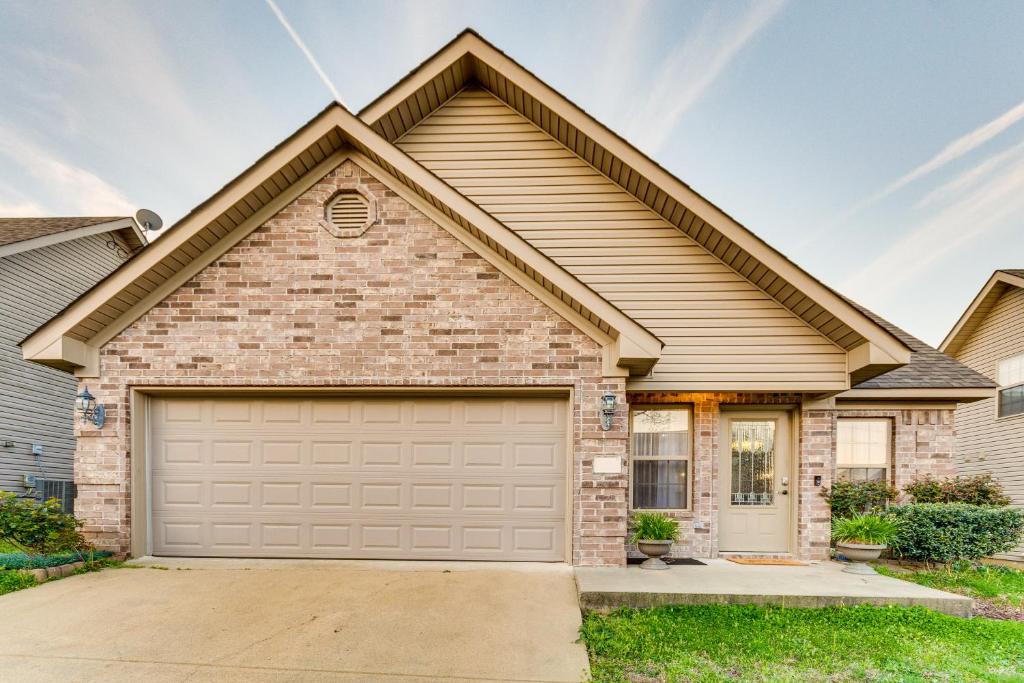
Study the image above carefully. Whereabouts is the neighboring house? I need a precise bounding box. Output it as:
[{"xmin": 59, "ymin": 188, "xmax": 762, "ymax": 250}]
[
  {"xmin": 1, "ymin": 217, "xmax": 146, "ymax": 509},
  {"xmin": 21, "ymin": 31, "xmax": 993, "ymax": 565},
  {"xmin": 940, "ymin": 269, "xmax": 1024, "ymax": 562}
]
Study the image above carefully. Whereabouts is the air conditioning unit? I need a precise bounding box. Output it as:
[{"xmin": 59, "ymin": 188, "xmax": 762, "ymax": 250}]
[{"xmin": 31, "ymin": 479, "xmax": 76, "ymax": 514}]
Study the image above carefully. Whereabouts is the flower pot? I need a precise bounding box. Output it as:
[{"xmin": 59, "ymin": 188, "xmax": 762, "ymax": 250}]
[
  {"xmin": 636, "ymin": 539, "xmax": 673, "ymax": 570},
  {"xmin": 836, "ymin": 542, "xmax": 885, "ymax": 574}
]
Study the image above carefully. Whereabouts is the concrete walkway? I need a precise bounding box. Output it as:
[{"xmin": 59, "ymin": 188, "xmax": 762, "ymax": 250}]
[
  {"xmin": 0, "ymin": 558, "xmax": 589, "ymax": 682},
  {"xmin": 576, "ymin": 559, "xmax": 972, "ymax": 617}
]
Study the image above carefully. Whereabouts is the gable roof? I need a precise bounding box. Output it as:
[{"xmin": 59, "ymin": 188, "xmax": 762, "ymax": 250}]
[
  {"xmin": 20, "ymin": 102, "xmax": 661, "ymax": 377},
  {"xmin": 845, "ymin": 302, "xmax": 994, "ymax": 393},
  {"xmin": 940, "ymin": 269, "xmax": 1024, "ymax": 356},
  {"xmin": 26, "ymin": 29, "xmax": 991, "ymax": 397},
  {"xmin": 0, "ymin": 216, "xmax": 146, "ymax": 258},
  {"xmin": 358, "ymin": 29, "xmax": 913, "ymax": 382}
]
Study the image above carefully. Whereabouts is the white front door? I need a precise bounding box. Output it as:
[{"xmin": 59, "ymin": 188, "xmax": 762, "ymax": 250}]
[{"xmin": 718, "ymin": 411, "xmax": 792, "ymax": 553}]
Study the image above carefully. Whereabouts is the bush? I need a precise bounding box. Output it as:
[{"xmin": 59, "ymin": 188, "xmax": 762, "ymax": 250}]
[
  {"xmin": 0, "ymin": 570, "xmax": 37, "ymax": 596},
  {"xmin": 904, "ymin": 474, "xmax": 1011, "ymax": 506},
  {"xmin": 822, "ymin": 480, "xmax": 898, "ymax": 519},
  {"xmin": 629, "ymin": 512, "xmax": 680, "ymax": 543},
  {"xmin": 0, "ymin": 549, "xmax": 112, "ymax": 570},
  {"xmin": 0, "ymin": 491, "xmax": 86, "ymax": 554},
  {"xmin": 888, "ymin": 503, "xmax": 1024, "ymax": 564},
  {"xmin": 832, "ymin": 514, "xmax": 902, "ymax": 546}
]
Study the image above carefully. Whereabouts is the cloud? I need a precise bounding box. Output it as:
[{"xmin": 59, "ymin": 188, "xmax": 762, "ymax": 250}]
[
  {"xmin": 264, "ymin": 0, "xmax": 345, "ymax": 107},
  {"xmin": 0, "ymin": 200, "xmax": 47, "ymax": 217},
  {"xmin": 838, "ymin": 99, "xmax": 1024, "ymax": 220},
  {"xmin": 915, "ymin": 137, "xmax": 1024, "ymax": 209},
  {"xmin": 0, "ymin": 133, "xmax": 135, "ymax": 216},
  {"xmin": 623, "ymin": 0, "xmax": 787, "ymax": 155},
  {"xmin": 839, "ymin": 141, "xmax": 1024, "ymax": 300}
]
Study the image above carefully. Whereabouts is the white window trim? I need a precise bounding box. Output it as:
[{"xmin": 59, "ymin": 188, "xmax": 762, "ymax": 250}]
[
  {"xmin": 835, "ymin": 417, "xmax": 892, "ymax": 482},
  {"xmin": 628, "ymin": 405, "xmax": 693, "ymax": 512},
  {"xmin": 996, "ymin": 353, "xmax": 1024, "ymax": 421}
]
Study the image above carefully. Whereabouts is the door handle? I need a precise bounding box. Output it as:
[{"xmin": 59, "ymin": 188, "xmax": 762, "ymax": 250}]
[{"xmin": 778, "ymin": 490, "xmax": 789, "ymax": 495}]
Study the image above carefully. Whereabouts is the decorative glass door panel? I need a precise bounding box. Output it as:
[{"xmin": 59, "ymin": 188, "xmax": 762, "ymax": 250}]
[{"xmin": 729, "ymin": 421, "xmax": 776, "ymax": 506}]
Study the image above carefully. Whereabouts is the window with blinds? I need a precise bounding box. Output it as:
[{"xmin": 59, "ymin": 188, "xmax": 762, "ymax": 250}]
[{"xmin": 630, "ymin": 407, "xmax": 691, "ymax": 510}]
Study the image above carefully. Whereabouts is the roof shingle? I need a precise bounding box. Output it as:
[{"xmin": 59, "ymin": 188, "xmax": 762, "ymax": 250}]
[
  {"xmin": 0, "ymin": 217, "xmax": 125, "ymax": 248},
  {"xmin": 851, "ymin": 303, "xmax": 995, "ymax": 389}
]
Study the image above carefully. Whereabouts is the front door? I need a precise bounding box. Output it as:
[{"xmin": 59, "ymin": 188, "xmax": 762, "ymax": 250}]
[{"xmin": 718, "ymin": 411, "xmax": 792, "ymax": 553}]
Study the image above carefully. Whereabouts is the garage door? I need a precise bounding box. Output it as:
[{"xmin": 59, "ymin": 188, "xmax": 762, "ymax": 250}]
[{"xmin": 149, "ymin": 395, "xmax": 567, "ymax": 560}]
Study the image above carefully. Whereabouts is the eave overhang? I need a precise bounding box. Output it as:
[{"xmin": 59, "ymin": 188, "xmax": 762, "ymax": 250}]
[
  {"xmin": 940, "ymin": 270, "xmax": 1024, "ymax": 356},
  {"xmin": 836, "ymin": 387, "xmax": 996, "ymax": 403},
  {"xmin": 0, "ymin": 217, "xmax": 147, "ymax": 259},
  {"xmin": 21, "ymin": 104, "xmax": 660, "ymax": 378}
]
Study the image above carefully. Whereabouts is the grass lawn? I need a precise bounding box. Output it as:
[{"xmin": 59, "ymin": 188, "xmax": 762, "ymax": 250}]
[
  {"xmin": 580, "ymin": 604, "xmax": 1024, "ymax": 682},
  {"xmin": 877, "ymin": 564, "xmax": 1024, "ymax": 620}
]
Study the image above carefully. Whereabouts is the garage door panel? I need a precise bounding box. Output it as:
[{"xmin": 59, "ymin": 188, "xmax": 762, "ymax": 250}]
[
  {"xmin": 151, "ymin": 396, "xmax": 567, "ymax": 560},
  {"xmin": 151, "ymin": 439, "xmax": 566, "ymax": 474},
  {"xmin": 152, "ymin": 515, "xmax": 565, "ymax": 559},
  {"xmin": 154, "ymin": 477, "xmax": 565, "ymax": 516}
]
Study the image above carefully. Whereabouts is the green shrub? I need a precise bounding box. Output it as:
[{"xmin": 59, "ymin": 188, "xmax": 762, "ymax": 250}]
[
  {"xmin": 0, "ymin": 491, "xmax": 86, "ymax": 553},
  {"xmin": 904, "ymin": 474, "xmax": 1010, "ymax": 506},
  {"xmin": 832, "ymin": 513, "xmax": 902, "ymax": 545},
  {"xmin": 629, "ymin": 512, "xmax": 680, "ymax": 543},
  {"xmin": 0, "ymin": 570, "xmax": 37, "ymax": 596},
  {"xmin": 888, "ymin": 503, "xmax": 1024, "ymax": 564},
  {"xmin": 822, "ymin": 480, "xmax": 898, "ymax": 519}
]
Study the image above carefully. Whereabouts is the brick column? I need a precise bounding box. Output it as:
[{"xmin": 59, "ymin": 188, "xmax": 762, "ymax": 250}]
[
  {"xmin": 797, "ymin": 408, "xmax": 834, "ymax": 559},
  {"xmin": 575, "ymin": 381, "xmax": 629, "ymax": 566}
]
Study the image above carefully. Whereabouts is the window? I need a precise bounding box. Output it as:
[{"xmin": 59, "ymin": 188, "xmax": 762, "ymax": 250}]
[
  {"xmin": 836, "ymin": 419, "xmax": 890, "ymax": 482},
  {"xmin": 997, "ymin": 354, "xmax": 1024, "ymax": 418},
  {"xmin": 630, "ymin": 407, "xmax": 691, "ymax": 509}
]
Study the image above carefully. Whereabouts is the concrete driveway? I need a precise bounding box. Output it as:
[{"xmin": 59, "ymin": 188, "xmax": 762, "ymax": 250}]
[{"xmin": 0, "ymin": 558, "xmax": 589, "ymax": 682}]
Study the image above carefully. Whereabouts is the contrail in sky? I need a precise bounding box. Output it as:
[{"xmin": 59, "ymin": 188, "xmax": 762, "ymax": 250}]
[{"xmin": 264, "ymin": 0, "xmax": 346, "ymax": 107}]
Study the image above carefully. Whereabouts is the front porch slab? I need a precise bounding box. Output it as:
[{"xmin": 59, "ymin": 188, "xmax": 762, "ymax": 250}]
[{"xmin": 575, "ymin": 559, "xmax": 973, "ymax": 617}]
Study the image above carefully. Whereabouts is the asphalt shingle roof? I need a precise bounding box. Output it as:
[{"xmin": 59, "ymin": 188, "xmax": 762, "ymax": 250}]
[
  {"xmin": 851, "ymin": 302, "xmax": 996, "ymax": 389},
  {"xmin": 0, "ymin": 217, "xmax": 125, "ymax": 248}
]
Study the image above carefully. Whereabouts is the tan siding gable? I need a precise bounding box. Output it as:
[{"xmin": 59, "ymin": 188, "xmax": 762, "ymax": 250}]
[
  {"xmin": 398, "ymin": 87, "xmax": 847, "ymax": 390},
  {"xmin": 952, "ymin": 286, "xmax": 1024, "ymax": 560}
]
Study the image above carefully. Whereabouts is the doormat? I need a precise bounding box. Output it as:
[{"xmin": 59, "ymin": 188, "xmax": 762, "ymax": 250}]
[
  {"xmin": 727, "ymin": 558, "xmax": 807, "ymax": 566},
  {"xmin": 627, "ymin": 557, "xmax": 706, "ymax": 566}
]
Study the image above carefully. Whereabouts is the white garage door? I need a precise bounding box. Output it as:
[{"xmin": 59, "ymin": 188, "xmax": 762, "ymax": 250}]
[{"xmin": 149, "ymin": 395, "xmax": 567, "ymax": 560}]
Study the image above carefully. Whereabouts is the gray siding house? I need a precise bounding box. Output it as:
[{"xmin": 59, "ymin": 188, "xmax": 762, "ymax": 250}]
[
  {"xmin": 0, "ymin": 217, "xmax": 146, "ymax": 506},
  {"xmin": 941, "ymin": 269, "xmax": 1024, "ymax": 562}
]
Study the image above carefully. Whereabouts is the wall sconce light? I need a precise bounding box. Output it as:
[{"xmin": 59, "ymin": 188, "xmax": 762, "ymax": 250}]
[
  {"xmin": 75, "ymin": 387, "xmax": 105, "ymax": 428},
  {"xmin": 600, "ymin": 392, "xmax": 617, "ymax": 431}
]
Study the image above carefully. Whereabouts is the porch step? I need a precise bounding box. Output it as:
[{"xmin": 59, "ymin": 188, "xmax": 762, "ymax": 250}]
[
  {"xmin": 718, "ymin": 552, "xmax": 795, "ymax": 560},
  {"xmin": 574, "ymin": 559, "xmax": 973, "ymax": 618}
]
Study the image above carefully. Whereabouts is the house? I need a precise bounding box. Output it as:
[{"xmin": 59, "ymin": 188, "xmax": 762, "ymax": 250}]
[
  {"xmin": 1, "ymin": 217, "xmax": 147, "ymax": 509},
  {"xmin": 20, "ymin": 31, "xmax": 994, "ymax": 564},
  {"xmin": 940, "ymin": 269, "xmax": 1024, "ymax": 562}
]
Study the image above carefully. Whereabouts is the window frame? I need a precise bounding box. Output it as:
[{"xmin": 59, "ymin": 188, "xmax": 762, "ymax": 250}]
[
  {"xmin": 628, "ymin": 404, "xmax": 693, "ymax": 512},
  {"xmin": 835, "ymin": 417, "xmax": 893, "ymax": 483},
  {"xmin": 996, "ymin": 353, "xmax": 1024, "ymax": 420}
]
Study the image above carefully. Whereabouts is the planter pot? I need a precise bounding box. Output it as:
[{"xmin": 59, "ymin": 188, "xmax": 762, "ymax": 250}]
[
  {"xmin": 636, "ymin": 540, "xmax": 673, "ymax": 570},
  {"xmin": 836, "ymin": 542, "xmax": 886, "ymax": 574}
]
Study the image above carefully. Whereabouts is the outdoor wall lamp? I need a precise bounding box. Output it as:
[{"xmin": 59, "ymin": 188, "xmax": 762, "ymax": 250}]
[
  {"xmin": 75, "ymin": 387, "xmax": 105, "ymax": 429},
  {"xmin": 600, "ymin": 392, "xmax": 617, "ymax": 431}
]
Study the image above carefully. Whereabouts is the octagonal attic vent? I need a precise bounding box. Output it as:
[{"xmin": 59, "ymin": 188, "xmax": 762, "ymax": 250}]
[{"xmin": 321, "ymin": 189, "xmax": 376, "ymax": 238}]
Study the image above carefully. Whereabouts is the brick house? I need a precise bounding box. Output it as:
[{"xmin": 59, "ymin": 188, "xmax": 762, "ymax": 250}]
[{"xmin": 21, "ymin": 31, "xmax": 993, "ymax": 566}]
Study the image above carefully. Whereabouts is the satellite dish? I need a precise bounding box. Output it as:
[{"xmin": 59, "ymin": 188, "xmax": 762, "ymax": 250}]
[{"xmin": 136, "ymin": 208, "xmax": 163, "ymax": 232}]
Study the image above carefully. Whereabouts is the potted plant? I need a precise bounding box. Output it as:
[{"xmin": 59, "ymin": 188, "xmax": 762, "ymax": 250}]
[
  {"xmin": 630, "ymin": 512, "xmax": 680, "ymax": 570},
  {"xmin": 831, "ymin": 513, "xmax": 901, "ymax": 574}
]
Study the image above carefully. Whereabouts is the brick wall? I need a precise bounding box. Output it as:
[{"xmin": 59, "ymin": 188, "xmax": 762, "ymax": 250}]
[{"xmin": 75, "ymin": 159, "xmax": 628, "ymax": 565}]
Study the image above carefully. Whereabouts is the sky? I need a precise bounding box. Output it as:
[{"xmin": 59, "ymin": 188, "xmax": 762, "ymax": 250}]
[{"xmin": 1, "ymin": 0, "xmax": 1022, "ymax": 347}]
